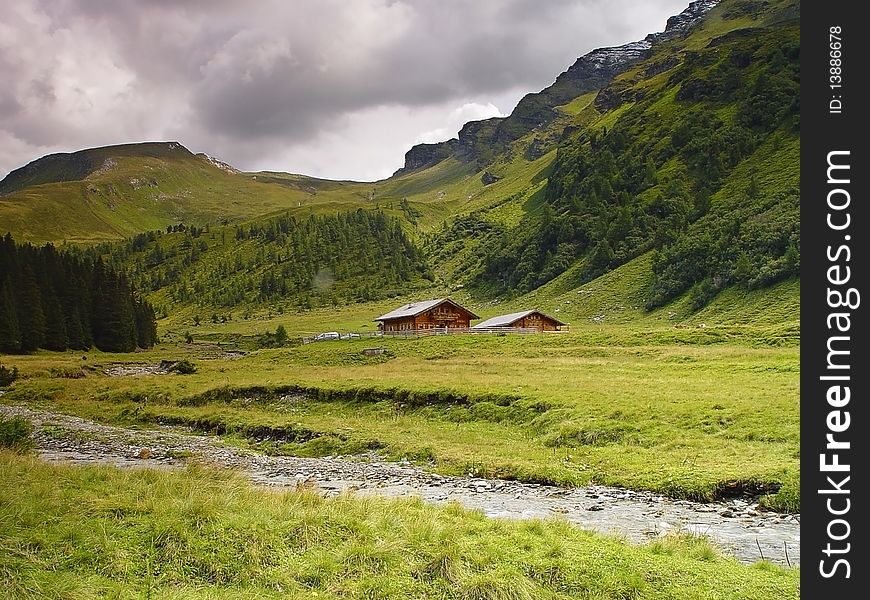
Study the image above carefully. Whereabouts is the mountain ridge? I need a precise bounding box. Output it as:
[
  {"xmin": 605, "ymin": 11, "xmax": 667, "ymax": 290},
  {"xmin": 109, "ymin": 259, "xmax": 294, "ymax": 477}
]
[
  {"xmin": 394, "ymin": 0, "xmax": 722, "ymax": 175},
  {"xmin": 0, "ymin": 141, "xmax": 196, "ymax": 196}
]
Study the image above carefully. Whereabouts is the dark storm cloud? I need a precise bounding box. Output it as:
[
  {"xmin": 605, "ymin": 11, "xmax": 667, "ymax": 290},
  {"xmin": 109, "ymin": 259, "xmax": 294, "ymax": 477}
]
[{"xmin": 0, "ymin": 0, "xmax": 690, "ymax": 180}]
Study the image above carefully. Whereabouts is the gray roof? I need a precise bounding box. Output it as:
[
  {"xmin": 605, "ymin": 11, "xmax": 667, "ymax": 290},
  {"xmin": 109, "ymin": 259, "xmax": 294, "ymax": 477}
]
[
  {"xmin": 472, "ymin": 309, "xmax": 566, "ymax": 328},
  {"xmin": 374, "ymin": 298, "xmax": 479, "ymax": 321}
]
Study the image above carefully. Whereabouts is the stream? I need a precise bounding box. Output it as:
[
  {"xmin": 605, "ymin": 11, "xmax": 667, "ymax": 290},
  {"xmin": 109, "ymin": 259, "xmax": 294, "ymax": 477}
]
[{"xmin": 1, "ymin": 404, "xmax": 799, "ymax": 566}]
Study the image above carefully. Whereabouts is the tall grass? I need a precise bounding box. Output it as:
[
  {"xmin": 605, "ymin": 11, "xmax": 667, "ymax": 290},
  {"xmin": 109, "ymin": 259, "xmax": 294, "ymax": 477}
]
[
  {"xmin": 0, "ymin": 452, "xmax": 799, "ymax": 599},
  {"xmin": 0, "ymin": 416, "xmax": 33, "ymax": 453}
]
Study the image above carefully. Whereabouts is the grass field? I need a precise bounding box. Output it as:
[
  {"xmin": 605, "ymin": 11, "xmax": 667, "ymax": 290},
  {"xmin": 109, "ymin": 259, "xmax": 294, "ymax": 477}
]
[
  {"xmin": 0, "ymin": 311, "xmax": 800, "ymax": 512},
  {"xmin": 0, "ymin": 451, "xmax": 799, "ymax": 599}
]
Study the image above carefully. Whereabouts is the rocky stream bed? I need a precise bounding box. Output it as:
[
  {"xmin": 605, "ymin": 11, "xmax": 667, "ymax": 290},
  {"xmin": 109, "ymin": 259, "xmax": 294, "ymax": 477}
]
[{"xmin": 1, "ymin": 404, "xmax": 799, "ymax": 566}]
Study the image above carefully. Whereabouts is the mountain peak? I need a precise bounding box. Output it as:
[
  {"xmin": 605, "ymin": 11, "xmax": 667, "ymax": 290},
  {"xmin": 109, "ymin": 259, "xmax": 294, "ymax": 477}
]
[
  {"xmin": 0, "ymin": 142, "xmax": 195, "ymax": 196},
  {"xmin": 662, "ymin": 0, "xmax": 721, "ymax": 37}
]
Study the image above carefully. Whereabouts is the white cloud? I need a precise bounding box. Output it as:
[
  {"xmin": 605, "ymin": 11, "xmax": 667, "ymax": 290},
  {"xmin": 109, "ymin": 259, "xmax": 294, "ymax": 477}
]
[{"xmin": 417, "ymin": 102, "xmax": 506, "ymax": 144}]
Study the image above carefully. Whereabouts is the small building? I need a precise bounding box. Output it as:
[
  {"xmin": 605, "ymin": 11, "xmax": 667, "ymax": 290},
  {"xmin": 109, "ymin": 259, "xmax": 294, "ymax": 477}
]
[
  {"xmin": 375, "ymin": 298, "xmax": 479, "ymax": 333},
  {"xmin": 472, "ymin": 309, "xmax": 566, "ymax": 332}
]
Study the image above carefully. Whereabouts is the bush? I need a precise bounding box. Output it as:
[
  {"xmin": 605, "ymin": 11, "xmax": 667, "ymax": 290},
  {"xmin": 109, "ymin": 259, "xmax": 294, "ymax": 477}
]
[
  {"xmin": 257, "ymin": 326, "xmax": 288, "ymax": 348},
  {"xmin": 0, "ymin": 416, "xmax": 34, "ymax": 453},
  {"xmin": 0, "ymin": 364, "xmax": 18, "ymax": 387},
  {"xmin": 170, "ymin": 360, "xmax": 197, "ymax": 375}
]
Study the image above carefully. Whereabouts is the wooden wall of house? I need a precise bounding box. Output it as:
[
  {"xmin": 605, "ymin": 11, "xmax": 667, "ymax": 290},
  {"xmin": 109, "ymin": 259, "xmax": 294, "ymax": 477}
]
[
  {"xmin": 514, "ymin": 313, "xmax": 560, "ymax": 331},
  {"xmin": 414, "ymin": 306, "xmax": 472, "ymax": 329},
  {"xmin": 381, "ymin": 317, "xmax": 416, "ymax": 332},
  {"xmin": 379, "ymin": 301, "xmax": 479, "ymax": 332},
  {"xmin": 381, "ymin": 305, "xmax": 474, "ymax": 331}
]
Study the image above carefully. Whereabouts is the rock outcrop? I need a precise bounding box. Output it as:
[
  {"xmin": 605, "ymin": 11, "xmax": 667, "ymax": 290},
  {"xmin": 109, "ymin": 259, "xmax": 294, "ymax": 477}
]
[{"xmin": 480, "ymin": 171, "xmax": 501, "ymax": 185}]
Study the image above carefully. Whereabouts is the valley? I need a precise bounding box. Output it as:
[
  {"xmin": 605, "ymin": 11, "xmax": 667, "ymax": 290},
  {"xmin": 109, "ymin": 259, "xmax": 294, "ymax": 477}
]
[{"xmin": 0, "ymin": 0, "xmax": 803, "ymax": 597}]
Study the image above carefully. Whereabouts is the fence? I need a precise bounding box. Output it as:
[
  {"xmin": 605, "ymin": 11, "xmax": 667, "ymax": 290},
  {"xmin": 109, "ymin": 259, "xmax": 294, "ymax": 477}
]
[{"xmin": 302, "ymin": 326, "xmax": 555, "ymax": 344}]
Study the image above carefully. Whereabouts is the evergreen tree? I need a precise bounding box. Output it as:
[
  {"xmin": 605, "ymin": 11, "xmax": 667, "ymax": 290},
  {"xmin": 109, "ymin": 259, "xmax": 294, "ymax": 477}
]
[
  {"xmin": 16, "ymin": 263, "xmax": 46, "ymax": 352},
  {"xmin": 90, "ymin": 261, "xmax": 137, "ymax": 352},
  {"xmin": 134, "ymin": 298, "xmax": 158, "ymax": 348},
  {"xmin": 0, "ymin": 282, "xmax": 21, "ymax": 353},
  {"xmin": 0, "ymin": 236, "xmax": 155, "ymax": 353},
  {"xmin": 62, "ymin": 269, "xmax": 91, "ymax": 350},
  {"xmin": 65, "ymin": 307, "xmax": 88, "ymax": 351},
  {"xmin": 42, "ymin": 294, "xmax": 69, "ymax": 351}
]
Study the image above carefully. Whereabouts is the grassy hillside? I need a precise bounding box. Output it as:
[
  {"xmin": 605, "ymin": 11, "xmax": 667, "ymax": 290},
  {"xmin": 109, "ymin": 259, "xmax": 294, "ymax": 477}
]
[
  {"xmin": 0, "ymin": 141, "xmax": 553, "ymax": 246},
  {"xmin": 0, "ymin": 142, "xmax": 197, "ymax": 194},
  {"xmin": 0, "ymin": 142, "xmax": 393, "ymax": 244}
]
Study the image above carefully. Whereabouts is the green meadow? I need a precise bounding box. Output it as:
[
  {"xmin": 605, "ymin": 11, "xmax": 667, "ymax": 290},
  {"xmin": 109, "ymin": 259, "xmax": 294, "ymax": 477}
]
[{"xmin": 1, "ymin": 300, "xmax": 800, "ymax": 513}]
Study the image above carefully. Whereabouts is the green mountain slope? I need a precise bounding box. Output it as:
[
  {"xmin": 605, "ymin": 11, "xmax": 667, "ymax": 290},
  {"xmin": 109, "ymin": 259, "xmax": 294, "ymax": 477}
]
[
  {"xmin": 0, "ymin": 142, "xmax": 363, "ymax": 243},
  {"xmin": 99, "ymin": 211, "xmax": 432, "ymax": 315},
  {"xmin": 0, "ymin": 142, "xmax": 196, "ymax": 195},
  {"xmin": 428, "ymin": 0, "xmax": 799, "ymax": 315}
]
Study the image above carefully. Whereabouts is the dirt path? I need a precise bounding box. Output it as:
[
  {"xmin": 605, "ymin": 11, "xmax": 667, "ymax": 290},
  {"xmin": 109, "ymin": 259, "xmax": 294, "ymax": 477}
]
[{"xmin": 1, "ymin": 404, "xmax": 799, "ymax": 566}]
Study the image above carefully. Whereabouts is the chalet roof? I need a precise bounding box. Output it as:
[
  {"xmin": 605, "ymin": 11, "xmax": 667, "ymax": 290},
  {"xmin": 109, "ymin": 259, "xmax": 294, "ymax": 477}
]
[
  {"xmin": 472, "ymin": 309, "xmax": 567, "ymax": 328},
  {"xmin": 374, "ymin": 298, "xmax": 479, "ymax": 321}
]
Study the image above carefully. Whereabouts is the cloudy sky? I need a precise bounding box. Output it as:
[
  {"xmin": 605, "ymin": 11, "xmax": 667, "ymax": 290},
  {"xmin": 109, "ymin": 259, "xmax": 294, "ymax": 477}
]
[{"xmin": 1, "ymin": 0, "xmax": 689, "ymax": 182}]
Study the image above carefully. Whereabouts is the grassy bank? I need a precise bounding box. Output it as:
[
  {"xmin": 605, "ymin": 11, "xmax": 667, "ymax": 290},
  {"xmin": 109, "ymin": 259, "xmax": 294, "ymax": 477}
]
[
  {"xmin": 0, "ymin": 327, "xmax": 799, "ymax": 511},
  {"xmin": 0, "ymin": 451, "xmax": 798, "ymax": 599}
]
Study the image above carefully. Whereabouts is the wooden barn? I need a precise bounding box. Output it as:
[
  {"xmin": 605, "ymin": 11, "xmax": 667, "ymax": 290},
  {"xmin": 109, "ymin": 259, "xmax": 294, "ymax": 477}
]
[
  {"xmin": 472, "ymin": 309, "xmax": 566, "ymax": 332},
  {"xmin": 375, "ymin": 298, "xmax": 479, "ymax": 333}
]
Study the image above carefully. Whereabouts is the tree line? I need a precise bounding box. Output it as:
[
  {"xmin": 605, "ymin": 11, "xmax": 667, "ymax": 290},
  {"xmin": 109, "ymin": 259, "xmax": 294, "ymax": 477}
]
[
  {"xmin": 0, "ymin": 234, "xmax": 157, "ymax": 353},
  {"xmin": 101, "ymin": 210, "xmax": 433, "ymax": 310}
]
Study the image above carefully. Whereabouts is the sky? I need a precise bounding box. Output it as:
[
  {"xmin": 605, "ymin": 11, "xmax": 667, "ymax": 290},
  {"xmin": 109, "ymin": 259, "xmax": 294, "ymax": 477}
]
[{"xmin": 0, "ymin": 0, "xmax": 690, "ymax": 182}]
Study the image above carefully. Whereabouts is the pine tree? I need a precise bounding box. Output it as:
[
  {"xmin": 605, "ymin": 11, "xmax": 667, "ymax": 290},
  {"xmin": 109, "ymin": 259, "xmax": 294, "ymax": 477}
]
[
  {"xmin": 62, "ymin": 269, "xmax": 91, "ymax": 350},
  {"xmin": 42, "ymin": 294, "xmax": 69, "ymax": 351},
  {"xmin": 90, "ymin": 263, "xmax": 136, "ymax": 352},
  {"xmin": 65, "ymin": 307, "xmax": 87, "ymax": 351},
  {"xmin": 0, "ymin": 282, "xmax": 21, "ymax": 353},
  {"xmin": 16, "ymin": 263, "xmax": 46, "ymax": 352},
  {"xmin": 134, "ymin": 298, "xmax": 157, "ymax": 348}
]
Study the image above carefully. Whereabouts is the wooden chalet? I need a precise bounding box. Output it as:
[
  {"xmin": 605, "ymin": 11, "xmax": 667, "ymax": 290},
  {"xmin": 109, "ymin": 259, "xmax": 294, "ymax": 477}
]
[
  {"xmin": 472, "ymin": 309, "xmax": 566, "ymax": 332},
  {"xmin": 375, "ymin": 298, "xmax": 479, "ymax": 333}
]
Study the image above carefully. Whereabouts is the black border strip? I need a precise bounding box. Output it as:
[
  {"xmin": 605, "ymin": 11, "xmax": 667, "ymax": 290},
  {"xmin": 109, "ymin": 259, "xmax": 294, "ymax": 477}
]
[{"xmin": 801, "ymin": 1, "xmax": 868, "ymax": 595}]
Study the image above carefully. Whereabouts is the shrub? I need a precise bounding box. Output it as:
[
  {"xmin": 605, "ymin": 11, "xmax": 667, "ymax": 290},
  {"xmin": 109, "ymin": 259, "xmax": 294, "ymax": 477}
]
[
  {"xmin": 170, "ymin": 360, "xmax": 197, "ymax": 375},
  {"xmin": 0, "ymin": 415, "xmax": 34, "ymax": 453},
  {"xmin": 0, "ymin": 364, "xmax": 18, "ymax": 387}
]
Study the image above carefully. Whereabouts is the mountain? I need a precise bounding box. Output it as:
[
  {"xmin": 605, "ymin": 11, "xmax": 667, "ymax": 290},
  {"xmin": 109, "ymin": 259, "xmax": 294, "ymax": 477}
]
[
  {"xmin": 0, "ymin": 142, "xmax": 197, "ymax": 196},
  {"xmin": 0, "ymin": 142, "xmax": 353, "ymax": 243},
  {"xmin": 0, "ymin": 0, "xmax": 800, "ymax": 328},
  {"xmin": 420, "ymin": 0, "xmax": 799, "ymax": 318}
]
